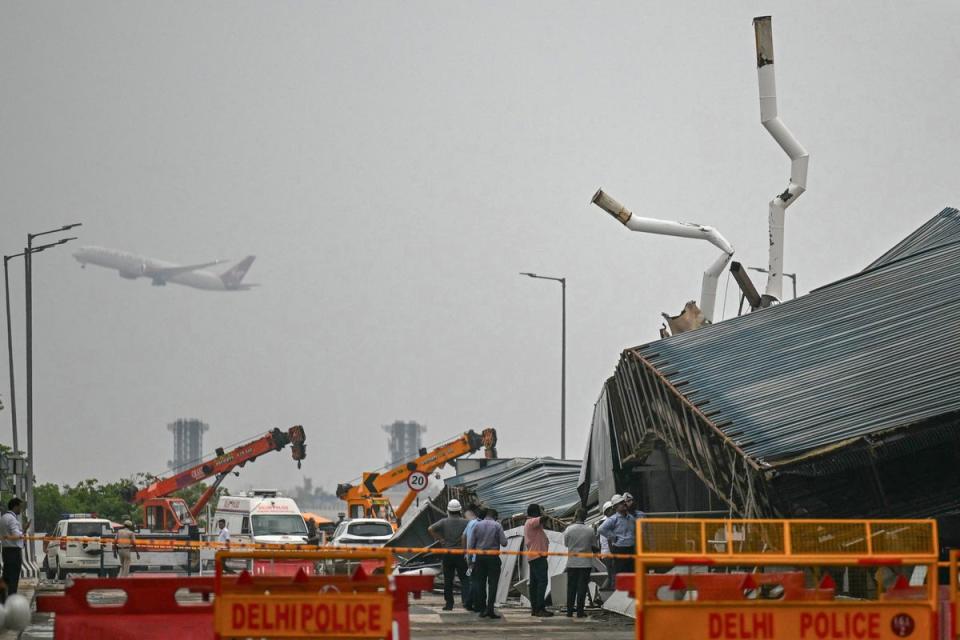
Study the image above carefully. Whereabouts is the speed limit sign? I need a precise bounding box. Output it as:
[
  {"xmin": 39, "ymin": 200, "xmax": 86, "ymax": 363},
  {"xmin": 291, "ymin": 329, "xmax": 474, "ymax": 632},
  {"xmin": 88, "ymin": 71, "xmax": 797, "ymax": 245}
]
[{"xmin": 406, "ymin": 471, "xmax": 428, "ymax": 492}]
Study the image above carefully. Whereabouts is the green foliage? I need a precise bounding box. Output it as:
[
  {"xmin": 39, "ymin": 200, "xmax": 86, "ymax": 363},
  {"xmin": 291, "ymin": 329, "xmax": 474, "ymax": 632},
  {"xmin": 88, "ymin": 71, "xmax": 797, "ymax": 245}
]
[
  {"xmin": 33, "ymin": 479, "xmax": 142, "ymax": 533},
  {"xmin": 29, "ymin": 470, "xmax": 230, "ymax": 533}
]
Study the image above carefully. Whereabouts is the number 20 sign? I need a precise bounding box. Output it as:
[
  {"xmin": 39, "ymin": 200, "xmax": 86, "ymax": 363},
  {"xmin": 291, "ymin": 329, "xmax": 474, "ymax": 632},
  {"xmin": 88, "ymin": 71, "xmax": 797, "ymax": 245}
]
[{"xmin": 406, "ymin": 471, "xmax": 428, "ymax": 492}]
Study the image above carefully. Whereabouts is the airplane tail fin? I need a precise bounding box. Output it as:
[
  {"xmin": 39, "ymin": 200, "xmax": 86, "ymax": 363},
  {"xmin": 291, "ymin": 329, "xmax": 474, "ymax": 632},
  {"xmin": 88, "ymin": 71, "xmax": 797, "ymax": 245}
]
[{"xmin": 220, "ymin": 256, "xmax": 256, "ymax": 288}]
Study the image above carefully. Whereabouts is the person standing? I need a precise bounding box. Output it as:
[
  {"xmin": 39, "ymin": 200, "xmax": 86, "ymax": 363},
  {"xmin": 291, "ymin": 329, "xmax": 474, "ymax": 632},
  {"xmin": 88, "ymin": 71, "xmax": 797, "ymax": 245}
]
[
  {"xmin": 596, "ymin": 500, "xmax": 615, "ymax": 588},
  {"xmin": 217, "ymin": 518, "xmax": 231, "ymax": 548},
  {"xmin": 563, "ymin": 508, "xmax": 596, "ymax": 617},
  {"xmin": 471, "ymin": 508, "xmax": 507, "ymax": 619},
  {"xmin": 623, "ymin": 492, "xmax": 646, "ymax": 518},
  {"xmin": 0, "ymin": 498, "xmax": 28, "ymax": 601},
  {"xmin": 597, "ymin": 494, "xmax": 637, "ymax": 577},
  {"xmin": 428, "ymin": 499, "xmax": 470, "ymax": 611},
  {"xmin": 460, "ymin": 504, "xmax": 480, "ymax": 611},
  {"xmin": 523, "ymin": 503, "xmax": 553, "ymax": 617},
  {"xmin": 114, "ymin": 520, "xmax": 139, "ymax": 577}
]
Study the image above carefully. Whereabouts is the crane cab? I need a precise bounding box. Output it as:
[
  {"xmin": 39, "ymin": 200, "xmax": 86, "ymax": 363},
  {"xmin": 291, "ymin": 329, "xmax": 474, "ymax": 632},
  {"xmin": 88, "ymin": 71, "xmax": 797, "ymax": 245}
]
[
  {"xmin": 346, "ymin": 496, "xmax": 398, "ymax": 528},
  {"xmin": 142, "ymin": 497, "xmax": 197, "ymax": 532}
]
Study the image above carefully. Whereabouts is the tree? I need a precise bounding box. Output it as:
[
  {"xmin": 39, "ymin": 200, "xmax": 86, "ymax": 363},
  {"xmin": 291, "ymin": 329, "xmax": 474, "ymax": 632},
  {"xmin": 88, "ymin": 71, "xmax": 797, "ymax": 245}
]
[
  {"xmin": 32, "ymin": 479, "xmax": 142, "ymax": 533},
  {"xmin": 29, "ymin": 471, "xmax": 231, "ymax": 533}
]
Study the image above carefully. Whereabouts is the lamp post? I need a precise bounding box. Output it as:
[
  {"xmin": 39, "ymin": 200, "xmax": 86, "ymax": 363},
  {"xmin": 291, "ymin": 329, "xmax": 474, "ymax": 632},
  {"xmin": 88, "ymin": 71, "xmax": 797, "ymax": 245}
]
[
  {"xmin": 23, "ymin": 225, "xmax": 80, "ymax": 552},
  {"xmin": 519, "ymin": 272, "xmax": 566, "ymax": 459},
  {"xmin": 748, "ymin": 266, "xmax": 798, "ymax": 300},
  {"xmin": 3, "ymin": 254, "xmax": 22, "ymax": 456},
  {"xmin": 4, "ymin": 241, "xmax": 68, "ymax": 457}
]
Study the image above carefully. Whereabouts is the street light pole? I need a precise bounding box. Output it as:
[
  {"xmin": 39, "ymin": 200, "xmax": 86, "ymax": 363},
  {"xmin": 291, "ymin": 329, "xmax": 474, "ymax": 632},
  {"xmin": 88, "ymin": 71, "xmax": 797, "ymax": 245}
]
[
  {"xmin": 747, "ymin": 266, "xmax": 798, "ymax": 300},
  {"xmin": 520, "ymin": 272, "xmax": 566, "ymax": 459},
  {"xmin": 3, "ymin": 254, "xmax": 21, "ymax": 454},
  {"xmin": 23, "ymin": 225, "xmax": 80, "ymax": 553},
  {"xmin": 5, "ymin": 242, "xmax": 69, "ymax": 460}
]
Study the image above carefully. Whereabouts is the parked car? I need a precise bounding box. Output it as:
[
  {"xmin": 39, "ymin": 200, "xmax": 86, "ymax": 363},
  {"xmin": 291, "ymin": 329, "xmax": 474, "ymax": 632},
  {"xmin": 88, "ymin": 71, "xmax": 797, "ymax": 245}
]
[
  {"xmin": 44, "ymin": 517, "xmax": 114, "ymax": 579},
  {"xmin": 327, "ymin": 518, "xmax": 394, "ymax": 547}
]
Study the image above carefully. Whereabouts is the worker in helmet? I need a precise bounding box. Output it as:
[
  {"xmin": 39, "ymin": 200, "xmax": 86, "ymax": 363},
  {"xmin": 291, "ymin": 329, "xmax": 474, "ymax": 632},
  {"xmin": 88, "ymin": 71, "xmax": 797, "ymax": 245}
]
[
  {"xmin": 596, "ymin": 500, "xmax": 615, "ymax": 588},
  {"xmin": 622, "ymin": 492, "xmax": 645, "ymax": 518},
  {"xmin": 597, "ymin": 494, "xmax": 637, "ymax": 577},
  {"xmin": 428, "ymin": 499, "xmax": 470, "ymax": 611}
]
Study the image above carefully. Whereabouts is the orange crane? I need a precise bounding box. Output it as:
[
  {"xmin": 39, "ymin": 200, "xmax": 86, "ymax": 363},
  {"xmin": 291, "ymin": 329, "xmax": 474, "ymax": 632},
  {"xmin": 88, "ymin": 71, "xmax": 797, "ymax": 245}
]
[
  {"xmin": 132, "ymin": 425, "xmax": 306, "ymax": 532},
  {"xmin": 336, "ymin": 428, "xmax": 497, "ymax": 525}
]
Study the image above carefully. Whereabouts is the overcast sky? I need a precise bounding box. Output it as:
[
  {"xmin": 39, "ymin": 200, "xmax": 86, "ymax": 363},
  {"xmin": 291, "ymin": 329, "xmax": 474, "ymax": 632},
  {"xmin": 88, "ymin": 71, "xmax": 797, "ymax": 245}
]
[{"xmin": 1, "ymin": 1, "xmax": 958, "ymax": 496}]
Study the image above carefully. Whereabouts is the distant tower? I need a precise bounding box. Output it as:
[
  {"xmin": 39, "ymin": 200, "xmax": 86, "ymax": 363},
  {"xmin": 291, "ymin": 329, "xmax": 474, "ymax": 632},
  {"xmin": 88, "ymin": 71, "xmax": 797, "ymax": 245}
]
[
  {"xmin": 383, "ymin": 421, "xmax": 426, "ymax": 467},
  {"xmin": 168, "ymin": 418, "xmax": 209, "ymax": 471}
]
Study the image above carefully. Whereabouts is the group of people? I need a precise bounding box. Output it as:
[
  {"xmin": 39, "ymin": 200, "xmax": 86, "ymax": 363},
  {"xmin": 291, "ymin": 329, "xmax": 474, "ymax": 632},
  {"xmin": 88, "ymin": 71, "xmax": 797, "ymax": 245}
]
[
  {"xmin": 0, "ymin": 491, "xmax": 644, "ymax": 618},
  {"xmin": 428, "ymin": 500, "xmax": 507, "ymax": 618},
  {"xmin": 427, "ymin": 491, "xmax": 644, "ymax": 620}
]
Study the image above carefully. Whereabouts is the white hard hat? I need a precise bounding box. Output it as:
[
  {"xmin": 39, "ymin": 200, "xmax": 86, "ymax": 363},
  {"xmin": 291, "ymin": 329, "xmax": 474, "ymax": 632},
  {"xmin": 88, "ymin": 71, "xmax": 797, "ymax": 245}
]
[
  {"xmin": 610, "ymin": 494, "xmax": 626, "ymax": 507},
  {"xmin": 623, "ymin": 492, "xmax": 634, "ymax": 502},
  {"xmin": 602, "ymin": 500, "xmax": 613, "ymax": 513},
  {"xmin": 447, "ymin": 499, "xmax": 462, "ymax": 512}
]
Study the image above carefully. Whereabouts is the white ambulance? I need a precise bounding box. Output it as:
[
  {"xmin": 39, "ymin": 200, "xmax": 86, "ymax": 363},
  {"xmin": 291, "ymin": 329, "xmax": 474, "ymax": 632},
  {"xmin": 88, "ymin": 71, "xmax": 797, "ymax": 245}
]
[
  {"xmin": 208, "ymin": 491, "xmax": 312, "ymax": 577},
  {"xmin": 213, "ymin": 491, "xmax": 309, "ymax": 545}
]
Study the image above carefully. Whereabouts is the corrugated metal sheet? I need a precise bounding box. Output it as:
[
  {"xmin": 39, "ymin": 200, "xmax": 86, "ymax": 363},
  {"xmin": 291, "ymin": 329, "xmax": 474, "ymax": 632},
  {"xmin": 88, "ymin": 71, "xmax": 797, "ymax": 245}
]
[
  {"xmin": 445, "ymin": 458, "xmax": 533, "ymax": 487},
  {"xmin": 635, "ymin": 235, "xmax": 960, "ymax": 466},
  {"xmin": 445, "ymin": 458, "xmax": 590, "ymax": 518},
  {"xmin": 866, "ymin": 207, "xmax": 960, "ymax": 270}
]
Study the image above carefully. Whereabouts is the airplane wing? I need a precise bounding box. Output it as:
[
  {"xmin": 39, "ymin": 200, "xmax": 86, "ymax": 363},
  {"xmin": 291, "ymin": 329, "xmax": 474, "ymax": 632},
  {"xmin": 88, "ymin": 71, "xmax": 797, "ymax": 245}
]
[{"xmin": 146, "ymin": 260, "xmax": 223, "ymax": 278}]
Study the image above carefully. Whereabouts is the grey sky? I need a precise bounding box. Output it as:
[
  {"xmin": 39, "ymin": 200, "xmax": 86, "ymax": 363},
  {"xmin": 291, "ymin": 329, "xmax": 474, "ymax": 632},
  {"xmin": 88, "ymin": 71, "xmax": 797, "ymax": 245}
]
[{"xmin": 1, "ymin": 1, "xmax": 958, "ymax": 495}]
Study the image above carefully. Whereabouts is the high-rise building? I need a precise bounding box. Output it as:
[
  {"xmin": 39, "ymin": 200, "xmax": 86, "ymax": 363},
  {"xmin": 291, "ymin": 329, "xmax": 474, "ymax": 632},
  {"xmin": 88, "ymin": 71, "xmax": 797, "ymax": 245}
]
[
  {"xmin": 383, "ymin": 421, "xmax": 426, "ymax": 467},
  {"xmin": 168, "ymin": 418, "xmax": 209, "ymax": 471}
]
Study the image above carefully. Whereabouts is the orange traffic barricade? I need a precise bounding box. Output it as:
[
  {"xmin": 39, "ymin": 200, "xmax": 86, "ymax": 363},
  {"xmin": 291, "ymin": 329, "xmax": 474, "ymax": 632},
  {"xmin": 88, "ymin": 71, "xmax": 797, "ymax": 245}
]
[
  {"xmin": 620, "ymin": 518, "xmax": 942, "ymax": 640},
  {"xmin": 37, "ymin": 547, "xmax": 433, "ymax": 640}
]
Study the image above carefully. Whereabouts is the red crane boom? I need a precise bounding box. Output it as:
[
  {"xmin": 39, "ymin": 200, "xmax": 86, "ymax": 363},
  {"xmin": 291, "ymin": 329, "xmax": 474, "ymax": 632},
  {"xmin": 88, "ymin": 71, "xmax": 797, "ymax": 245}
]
[{"xmin": 132, "ymin": 425, "xmax": 306, "ymax": 532}]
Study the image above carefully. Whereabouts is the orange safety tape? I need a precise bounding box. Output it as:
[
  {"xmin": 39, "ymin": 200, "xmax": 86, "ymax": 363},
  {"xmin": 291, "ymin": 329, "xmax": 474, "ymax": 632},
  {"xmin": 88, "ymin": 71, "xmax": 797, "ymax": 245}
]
[
  {"xmin": 16, "ymin": 533, "xmax": 634, "ymax": 559},
  {"xmin": 18, "ymin": 533, "xmax": 956, "ymax": 566}
]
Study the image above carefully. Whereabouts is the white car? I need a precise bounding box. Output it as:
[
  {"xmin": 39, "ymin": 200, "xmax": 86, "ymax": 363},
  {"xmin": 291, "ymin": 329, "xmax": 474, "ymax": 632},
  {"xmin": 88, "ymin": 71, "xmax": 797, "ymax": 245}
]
[
  {"xmin": 44, "ymin": 518, "xmax": 114, "ymax": 579},
  {"xmin": 328, "ymin": 519, "xmax": 394, "ymax": 547}
]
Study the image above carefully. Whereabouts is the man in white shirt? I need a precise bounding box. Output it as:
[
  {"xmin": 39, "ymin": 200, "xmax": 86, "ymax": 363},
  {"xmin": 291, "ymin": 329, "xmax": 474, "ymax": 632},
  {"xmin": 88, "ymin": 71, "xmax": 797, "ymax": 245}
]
[
  {"xmin": 217, "ymin": 519, "xmax": 230, "ymax": 547},
  {"xmin": 563, "ymin": 509, "xmax": 596, "ymax": 617},
  {"xmin": 0, "ymin": 498, "xmax": 29, "ymax": 601},
  {"xmin": 596, "ymin": 500, "xmax": 614, "ymax": 589}
]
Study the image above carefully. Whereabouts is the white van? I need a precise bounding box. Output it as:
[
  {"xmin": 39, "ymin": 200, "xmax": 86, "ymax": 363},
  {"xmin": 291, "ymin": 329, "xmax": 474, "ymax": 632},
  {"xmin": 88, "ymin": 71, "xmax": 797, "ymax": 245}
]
[
  {"xmin": 213, "ymin": 491, "xmax": 309, "ymax": 545},
  {"xmin": 44, "ymin": 517, "xmax": 114, "ymax": 579}
]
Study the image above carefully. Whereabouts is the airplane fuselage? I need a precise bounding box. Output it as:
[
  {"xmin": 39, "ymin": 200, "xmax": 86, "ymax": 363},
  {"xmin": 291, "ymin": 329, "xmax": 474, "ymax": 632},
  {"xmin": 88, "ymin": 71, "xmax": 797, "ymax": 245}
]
[{"xmin": 73, "ymin": 246, "xmax": 251, "ymax": 291}]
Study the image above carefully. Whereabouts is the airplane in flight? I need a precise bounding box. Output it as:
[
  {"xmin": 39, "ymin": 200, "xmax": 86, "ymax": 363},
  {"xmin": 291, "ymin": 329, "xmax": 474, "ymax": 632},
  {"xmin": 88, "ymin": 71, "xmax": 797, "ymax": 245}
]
[{"xmin": 73, "ymin": 246, "xmax": 258, "ymax": 291}]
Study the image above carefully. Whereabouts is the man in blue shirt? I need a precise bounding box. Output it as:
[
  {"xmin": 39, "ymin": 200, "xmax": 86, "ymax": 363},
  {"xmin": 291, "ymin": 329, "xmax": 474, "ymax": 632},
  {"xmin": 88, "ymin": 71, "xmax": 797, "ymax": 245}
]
[
  {"xmin": 470, "ymin": 508, "xmax": 507, "ymax": 619},
  {"xmin": 460, "ymin": 504, "xmax": 480, "ymax": 611},
  {"xmin": 597, "ymin": 494, "xmax": 639, "ymax": 578}
]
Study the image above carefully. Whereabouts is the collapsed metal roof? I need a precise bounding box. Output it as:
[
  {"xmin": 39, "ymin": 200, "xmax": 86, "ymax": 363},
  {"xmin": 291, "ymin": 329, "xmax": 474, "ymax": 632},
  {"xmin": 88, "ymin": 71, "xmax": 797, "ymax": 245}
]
[
  {"xmin": 635, "ymin": 232, "xmax": 960, "ymax": 466},
  {"xmin": 866, "ymin": 207, "xmax": 960, "ymax": 270},
  {"xmin": 445, "ymin": 457, "xmax": 591, "ymax": 518},
  {"xmin": 600, "ymin": 208, "xmax": 960, "ymax": 520}
]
